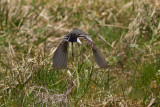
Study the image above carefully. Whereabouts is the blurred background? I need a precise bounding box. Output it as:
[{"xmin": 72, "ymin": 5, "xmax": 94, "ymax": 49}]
[{"xmin": 0, "ymin": 0, "xmax": 160, "ymax": 106}]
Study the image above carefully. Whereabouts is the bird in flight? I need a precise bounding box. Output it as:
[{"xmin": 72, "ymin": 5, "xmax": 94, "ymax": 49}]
[{"xmin": 53, "ymin": 28, "xmax": 108, "ymax": 69}]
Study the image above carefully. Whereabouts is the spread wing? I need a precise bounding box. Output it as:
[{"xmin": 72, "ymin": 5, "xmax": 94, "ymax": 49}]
[
  {"xmin": 52, "ymin": 36, "xmax": 69, "ymax": 69},
  {"xmin": 79, "ymin": 35, "xmax": 108, "ymax": 68}
]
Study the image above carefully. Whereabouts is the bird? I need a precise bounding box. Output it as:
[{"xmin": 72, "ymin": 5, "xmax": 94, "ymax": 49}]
[{"xmin": 52, "ymin": 28, "xmax": 108, "ymax": 69}]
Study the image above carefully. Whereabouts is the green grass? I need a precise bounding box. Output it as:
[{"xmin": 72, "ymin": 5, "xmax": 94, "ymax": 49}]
[{"xmin": 0, "ymin": 0, "xmax": 160, "ymax": 106}]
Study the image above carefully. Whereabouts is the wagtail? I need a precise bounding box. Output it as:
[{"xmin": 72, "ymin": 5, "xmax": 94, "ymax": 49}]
[{"xmin": 53, "ymin": 28, "xmax": 108, "ymax": 69}]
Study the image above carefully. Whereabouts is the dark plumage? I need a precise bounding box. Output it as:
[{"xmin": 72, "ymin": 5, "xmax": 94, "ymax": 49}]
[{"xmin": 53, "ymin": 28, "xmax": 108, "ymax": 69}]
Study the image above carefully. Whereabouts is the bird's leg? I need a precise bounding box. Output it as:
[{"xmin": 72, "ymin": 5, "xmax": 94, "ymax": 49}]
[{"xmin": 72, "ymin": 42, "xmax": 74, "ymax": 61}]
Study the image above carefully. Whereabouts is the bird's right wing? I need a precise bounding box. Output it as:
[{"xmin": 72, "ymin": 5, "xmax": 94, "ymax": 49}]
[
  {"xmin": 79, "ymin": 35, "xmax": 108, "ymax": 68},
  {"xmin": 52, "ymin": 38, "xmax": 69, "ymax": 69}
]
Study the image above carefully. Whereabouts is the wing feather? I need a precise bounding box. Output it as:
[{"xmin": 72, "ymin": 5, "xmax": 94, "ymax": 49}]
[
  {"xmin": 53, "ymin": 41, "xmax": 68, "ymax": 69},
  {"xmin": 92, "ymin": 48, "xmax": 108, "ymax": 68},
  {"xmin": 79, "ymin": 35, "xmax": 108, "ymax": 68}
]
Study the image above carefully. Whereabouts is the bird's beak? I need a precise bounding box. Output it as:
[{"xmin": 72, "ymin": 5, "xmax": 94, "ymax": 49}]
[{"xmin": 77, "ymin": 38, "xmax": 82, "ymax": 44}]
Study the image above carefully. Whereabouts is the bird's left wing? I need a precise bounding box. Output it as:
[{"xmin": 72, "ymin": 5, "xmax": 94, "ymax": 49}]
[{"xmin": 78, "ymin": 35, "xmax": 108, "ymax": 68}]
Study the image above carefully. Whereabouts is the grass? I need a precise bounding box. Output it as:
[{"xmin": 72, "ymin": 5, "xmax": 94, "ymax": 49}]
[{"xmin": 0, "ymin": 0, "xmax": 160, "ymax": 106}]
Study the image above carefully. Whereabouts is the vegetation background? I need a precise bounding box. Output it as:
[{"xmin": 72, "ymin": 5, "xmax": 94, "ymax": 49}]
[{"xmin": 0, "ymin": 0, "xmax": 160, "ymax": 106}]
